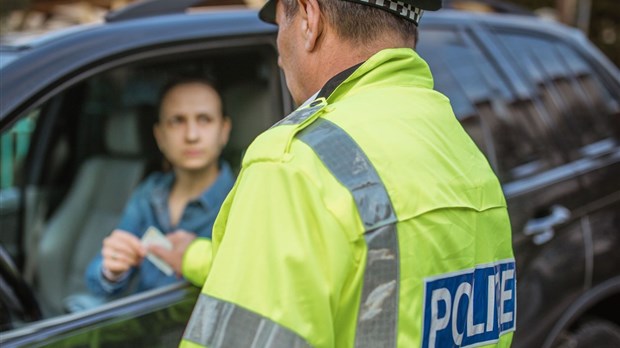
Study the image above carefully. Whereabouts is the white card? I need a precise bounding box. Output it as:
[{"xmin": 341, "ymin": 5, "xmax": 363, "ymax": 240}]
[{"xmin": 141, "ymin": 226, "xmax": 174, "ymax": 276}]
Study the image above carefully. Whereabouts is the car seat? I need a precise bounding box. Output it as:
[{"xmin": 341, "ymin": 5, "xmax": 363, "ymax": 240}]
[{"xmin": 34, "ymin": 105, "xmax": 159, "ymax": 316}]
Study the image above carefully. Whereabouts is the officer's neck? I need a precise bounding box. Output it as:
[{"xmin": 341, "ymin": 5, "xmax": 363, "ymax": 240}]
[{"xmin": 301, "ymin": 31, "xmax": 411, "ymax": 102}]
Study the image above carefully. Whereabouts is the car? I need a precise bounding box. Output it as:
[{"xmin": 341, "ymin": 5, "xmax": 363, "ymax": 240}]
[{"xmin": 1, "ymin": 1, "xmax": 619, "ymax": 347}]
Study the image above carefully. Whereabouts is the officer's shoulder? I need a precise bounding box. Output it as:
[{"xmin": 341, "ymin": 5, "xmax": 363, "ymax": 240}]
[
  {"xmin": 242, "ymin": 101, "xmax": 328, "ymax": 166},
  {"xmin": 241, "ymin": 123, "xmax": 302, "ymax": 167}
]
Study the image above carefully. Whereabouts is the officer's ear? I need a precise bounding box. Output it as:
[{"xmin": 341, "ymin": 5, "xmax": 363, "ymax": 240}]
[{"xmin": 297, "ymin": 0, "xmax": 323, "ymax": 52}]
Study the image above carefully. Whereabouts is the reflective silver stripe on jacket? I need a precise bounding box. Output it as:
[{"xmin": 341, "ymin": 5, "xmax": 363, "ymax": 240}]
[
  {"xmin": 297, "ymin": 118, "xmax": 400, "ymax": 348},
  {"xmin": 183, "ymin": 294, "xmax": 310, "ymax": 348},
  {"xmin": 271, "ymin": 99, "xmax": 326, "ymax": 128},
  {"xmin": 297, "ymin": 118, "xmax": 397, "ymax": 230}
]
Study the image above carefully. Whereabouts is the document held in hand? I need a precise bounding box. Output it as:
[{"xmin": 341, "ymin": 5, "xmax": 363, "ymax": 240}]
[{"xmin": 141, "ymin": 226, "xmax": 174, "ymax": 276}]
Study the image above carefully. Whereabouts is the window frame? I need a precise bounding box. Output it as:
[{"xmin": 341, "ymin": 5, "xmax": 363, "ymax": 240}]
[{"xmin": 0, "ymin": 29, "xmax": 283, "ymax": 342}]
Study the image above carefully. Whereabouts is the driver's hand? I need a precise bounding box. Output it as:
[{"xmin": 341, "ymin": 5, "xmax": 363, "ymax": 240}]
[
  {"xmin": 101, "ymin": 229, "xmax": 146, "ymax": 281},
  {"xmin": 148, "ymin": 230, "xmax": 197, "ymax": 277}
]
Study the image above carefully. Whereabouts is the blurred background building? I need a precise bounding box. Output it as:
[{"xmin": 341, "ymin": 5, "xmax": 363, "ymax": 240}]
[{"xmin": 0, "ymin": 0, "xmax": 618, "ymax": 66}]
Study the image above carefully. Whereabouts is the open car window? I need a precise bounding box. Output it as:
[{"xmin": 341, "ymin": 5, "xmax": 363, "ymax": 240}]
[{"xmin": 0, "ymin": 39, "xmax": 281, "ymax": 336}]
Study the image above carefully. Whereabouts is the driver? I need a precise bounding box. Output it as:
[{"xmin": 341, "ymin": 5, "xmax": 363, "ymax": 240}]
[{"xmin": 70, "ymin": 76, "xmax": 234, "ymax": 311}]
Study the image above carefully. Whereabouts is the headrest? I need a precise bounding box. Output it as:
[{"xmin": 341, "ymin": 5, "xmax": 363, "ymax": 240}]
[
  {"xmin": 222, "ymin": 80, "xmax": 274, "ymax": 170},
  {"xmin": 223, "ymin": 81, "xmax": 273, "ymax": 151},
  {"xmin": 104, "ymin": 105, "xmax": 157, "ymax": 157}
]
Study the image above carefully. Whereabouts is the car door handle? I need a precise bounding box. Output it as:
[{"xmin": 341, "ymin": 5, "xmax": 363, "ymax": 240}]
[{"xmin": 524, "ymin": 205, "xmax": 571, "ymax": 245}]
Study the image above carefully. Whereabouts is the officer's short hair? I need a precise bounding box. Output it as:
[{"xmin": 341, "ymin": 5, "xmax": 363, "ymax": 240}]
[{"xmin": 280, "ymin": 0, "xmax": 418, "ymax": 47}]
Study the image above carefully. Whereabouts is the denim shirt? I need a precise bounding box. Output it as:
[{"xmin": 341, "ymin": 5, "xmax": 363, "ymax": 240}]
[{"xmin": 85, "ymin": 162, "xmax": 235, "ymax": 297}]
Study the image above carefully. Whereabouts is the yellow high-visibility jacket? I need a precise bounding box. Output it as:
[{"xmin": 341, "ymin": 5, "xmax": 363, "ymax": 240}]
[{"xmin": 181, "ymin": 48, "xmax": 515, "ymax": 348}]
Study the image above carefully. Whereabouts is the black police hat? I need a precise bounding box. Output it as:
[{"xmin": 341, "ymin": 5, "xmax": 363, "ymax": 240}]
[{"xmin": 258, "ymin": 0, "xmax": 442, "ymax": 25}]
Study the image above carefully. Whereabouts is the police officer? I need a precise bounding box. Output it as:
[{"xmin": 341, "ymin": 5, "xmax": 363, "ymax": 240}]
[{"xmin": 181, "ymin": 0, "xmax": 516, "ymax": 347}]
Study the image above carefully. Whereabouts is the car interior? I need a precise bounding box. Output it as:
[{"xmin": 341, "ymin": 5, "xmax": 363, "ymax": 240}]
[
  {"xmin": 0, "ymin": 43, "xmax": 283, "ymax": 327},
  {"xmin": 35, "ymin": 105, "xmax": 159, "ymax": 315}
]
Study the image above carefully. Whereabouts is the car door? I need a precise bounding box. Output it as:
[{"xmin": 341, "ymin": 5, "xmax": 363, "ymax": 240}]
[
  {"xmin": 492, "ymin": 25, "xmax": 620, "ymax": 347},
  {"xmin": 417, "ymin": 18, "xmax": 589, "ymax": 348},
  {"xmin": 0, "ymin": 282, "xmax": 199, "ymax": 348},
  {"xmin": 0, "ymin": 11, "xmax": 285, "ymax": 346},
  {"xmin": 487, "ymin": 25, "xmax": 620, "ymax": 347}
]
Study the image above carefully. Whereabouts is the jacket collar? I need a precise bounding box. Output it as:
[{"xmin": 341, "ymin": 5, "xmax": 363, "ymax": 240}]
[
  {"xmin": 317, "ymin": 48, "xmax": 434, "ymax": 103},
  {"xmin": 317, "ymin": 63, "xmax": 363, "ymax": 100},
  {"xmin": 150, "ymin": 161, "xmax": 235, "ymax": 215}
]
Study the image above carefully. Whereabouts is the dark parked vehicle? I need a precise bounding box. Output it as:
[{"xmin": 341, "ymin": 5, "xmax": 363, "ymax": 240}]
[{"xmin": 1, "ymin": 2, "xmax": 619, "ymax": 347}]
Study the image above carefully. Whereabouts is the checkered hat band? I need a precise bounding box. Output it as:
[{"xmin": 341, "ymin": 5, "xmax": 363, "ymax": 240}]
[{"xmin": 356, "ymin": 0, "xmax": 424, "ymax": 25}]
